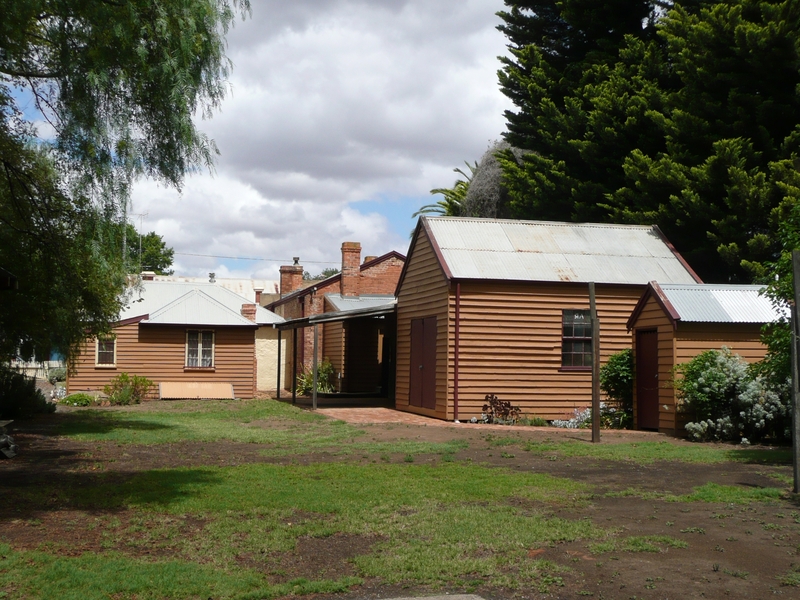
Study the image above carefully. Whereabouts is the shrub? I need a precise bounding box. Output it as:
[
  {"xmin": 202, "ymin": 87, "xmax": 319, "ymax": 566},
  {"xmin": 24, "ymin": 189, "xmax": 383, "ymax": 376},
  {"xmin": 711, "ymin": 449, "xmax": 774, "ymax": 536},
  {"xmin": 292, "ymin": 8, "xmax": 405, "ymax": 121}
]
[
  {"xmin": 295, "ymin": 359, "xmax": 335, "ymax": 395},
  {"xmin": 103, "ymin": 373, "xmax": 155, "ymax": 405},
  {"xmin": 61, "ymin": 392, "xmax": 96, "ymax": 407},
  {"xmin": 599, "ymin": 348, "xmax": 633, "ymax": 428},
  {"xmin": 674, "ymin": 348, "xmax": 791, "ymax": 443},
  {"xmin": 482, "ymin": 394, "xmax": 521, "ymax": 424},
  {"xmin": 47, "ymin": 367, "xmax": 67, "ymax": 385},
  {"xmin": 0, "ymin": 364, "xmax": 56, "ymax": 418}
]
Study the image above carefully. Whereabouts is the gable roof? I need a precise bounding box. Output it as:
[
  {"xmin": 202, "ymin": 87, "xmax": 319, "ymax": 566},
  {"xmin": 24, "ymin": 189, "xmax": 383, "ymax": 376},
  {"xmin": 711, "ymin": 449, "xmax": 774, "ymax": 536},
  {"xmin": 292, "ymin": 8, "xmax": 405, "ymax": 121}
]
[
  {"xmin": 120, "ymin": 281, "xmax": 283, "ymax": 327},
  {"xmin": 267, "ymin": 250, "xmax": 405, "ymax": 310},
  {"xmin": 627, "ymin": 282, "xmax": 784, "ymax": 330},
  {"xmin": 398, "ymin": 217, "xmax": 701, "ymax": 291}
]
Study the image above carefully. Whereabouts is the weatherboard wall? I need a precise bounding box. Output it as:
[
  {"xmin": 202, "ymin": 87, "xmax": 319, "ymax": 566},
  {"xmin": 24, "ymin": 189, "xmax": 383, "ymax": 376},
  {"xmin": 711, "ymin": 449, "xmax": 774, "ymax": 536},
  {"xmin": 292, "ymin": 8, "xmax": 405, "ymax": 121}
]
[
  {"xmin": 67, "ymin": 323, "xmax": 257, "ymax": 398},
  {"xmin": 449, "ymin": 281, "xmax": 644, "ymax": 420},
  {"xmin": 395, "ymin": 227, "xmax": 451, "ymax": 419}
]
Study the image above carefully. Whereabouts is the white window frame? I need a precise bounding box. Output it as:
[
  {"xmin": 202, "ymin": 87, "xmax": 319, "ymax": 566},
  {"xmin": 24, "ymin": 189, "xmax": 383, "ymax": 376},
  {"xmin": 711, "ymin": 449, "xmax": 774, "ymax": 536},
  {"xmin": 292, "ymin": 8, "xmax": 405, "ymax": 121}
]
[
  {"xmin": 185, "ymin": 329, "xmax": 215, "ymax": 368},
  {"xmin": 95, "ymin": 337, "xmax": 116, "ymax": 367}
]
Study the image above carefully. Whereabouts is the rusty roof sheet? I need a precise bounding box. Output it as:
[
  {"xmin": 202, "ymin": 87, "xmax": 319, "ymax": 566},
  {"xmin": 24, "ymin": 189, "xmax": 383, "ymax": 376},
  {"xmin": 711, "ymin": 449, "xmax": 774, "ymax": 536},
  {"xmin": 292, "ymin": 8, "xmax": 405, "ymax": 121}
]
[
  {"xmin": 426, "ymin": 218, "xmax": 698, "ymax": 285},
  {"xmin": 658, "ymin": 284, "xmax": 784, "ymax": 323}
]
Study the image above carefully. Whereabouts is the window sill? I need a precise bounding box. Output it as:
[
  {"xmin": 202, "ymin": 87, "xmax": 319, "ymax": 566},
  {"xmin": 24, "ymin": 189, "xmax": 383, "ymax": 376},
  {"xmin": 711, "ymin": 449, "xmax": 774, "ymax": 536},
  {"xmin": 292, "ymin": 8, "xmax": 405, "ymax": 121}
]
[
  {"xmin": 94, "ymin": 365, "xmax": 117, "ymax": 369},
  {"xmin": 184, "ymin": 367, "xmax": 215, "ymax": 372},
  {"xmin": 558, "ymin": 366, "xmax": 591, "ymax": 372}
]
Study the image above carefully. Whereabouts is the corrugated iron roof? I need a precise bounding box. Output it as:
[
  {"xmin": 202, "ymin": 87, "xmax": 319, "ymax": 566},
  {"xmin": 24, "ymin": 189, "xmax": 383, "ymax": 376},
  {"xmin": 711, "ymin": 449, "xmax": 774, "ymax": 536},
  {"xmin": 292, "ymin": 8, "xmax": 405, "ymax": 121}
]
[
  {"xmin": 425, "ymin": 217, "xmax": 699, "ymax": 285},
  {"xmin": 325, "ymin": 294, "xmax": 396, "ymax": 312},
  {"xmin": 151, "ymin": 275, "xmax": 279, "ymax": 302},
  {"xmin": 120, "ymin": 281, "xmax": 283, "ymax": 326},
  {"xmin": 658, "ymin": 284, "xmax": 784, "ymax": 323}
]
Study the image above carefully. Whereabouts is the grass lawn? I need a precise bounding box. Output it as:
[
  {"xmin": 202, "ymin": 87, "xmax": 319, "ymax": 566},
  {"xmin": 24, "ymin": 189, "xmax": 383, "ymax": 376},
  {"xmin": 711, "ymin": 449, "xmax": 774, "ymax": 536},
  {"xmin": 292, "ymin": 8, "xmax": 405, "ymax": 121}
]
[{"xmin": 1, "ymin": 399, "xmax": 796, "ymax": 599}]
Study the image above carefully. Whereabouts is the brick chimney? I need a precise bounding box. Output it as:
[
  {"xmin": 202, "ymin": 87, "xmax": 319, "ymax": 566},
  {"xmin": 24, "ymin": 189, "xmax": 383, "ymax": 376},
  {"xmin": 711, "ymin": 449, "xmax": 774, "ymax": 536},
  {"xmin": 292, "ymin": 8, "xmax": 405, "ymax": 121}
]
[
  {"xmin": 279, "ymin": 257, "xmax": 304, "ymax": 297},
  {"xmin": 340, "ymin": 242, "xmax": 361, "ymax": 297},
  {"xmin": 240, "ymin": 303, "xmax": 257, "ymax": 322},
  {"xmin": 254, "ymin": 288, "xmax": 263, "ymax": 305},
  {"xmin": 363, "ymin": 255, "xmax": 377, "ymax": 264}
]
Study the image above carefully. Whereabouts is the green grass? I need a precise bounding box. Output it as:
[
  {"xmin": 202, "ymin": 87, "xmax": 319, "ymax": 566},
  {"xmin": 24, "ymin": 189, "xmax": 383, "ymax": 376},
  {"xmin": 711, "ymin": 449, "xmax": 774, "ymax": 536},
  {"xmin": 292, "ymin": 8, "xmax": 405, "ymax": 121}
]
[
  {"xmin": 523, "ymin": 439, "xmax": 792, "ymax": 465},
  {"xmin": 779, "ymin": 564, "xmax": 800, "ymax": 587},
  {"xmin": 589, "ymin": 535, "xmax": 688, "ymax": 554},
  {"xmin": 604, "ymin": 483, "xmax": 785, "ymax": 504},
  {"xmin": 2, "ymin": 462, "xmax": 602, "ymax": 597}
]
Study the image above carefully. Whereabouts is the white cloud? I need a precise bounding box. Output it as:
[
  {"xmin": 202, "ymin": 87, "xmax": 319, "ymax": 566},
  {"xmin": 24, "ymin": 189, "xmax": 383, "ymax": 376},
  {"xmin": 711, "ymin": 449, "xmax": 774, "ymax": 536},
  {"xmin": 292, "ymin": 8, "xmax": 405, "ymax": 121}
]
[{"xmin": 131, "ymin": 0, "xmax": 512, "ymax": 278}]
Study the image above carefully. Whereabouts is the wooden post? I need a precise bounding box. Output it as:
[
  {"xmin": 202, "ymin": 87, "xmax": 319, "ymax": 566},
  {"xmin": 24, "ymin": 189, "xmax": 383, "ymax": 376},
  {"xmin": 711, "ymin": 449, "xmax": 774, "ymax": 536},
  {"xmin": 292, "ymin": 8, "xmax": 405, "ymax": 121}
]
[
  {"xmin": 589, "ymin": 283, "xmax": 601, "ymax": 442},
  {"xmin": 291, "ymin": 328, "xmax": 297, "ymax": 404},
  {"xmin": 791, "ymin": 251, "xmax": 800, "ymax": 492},
  {"xmin": 312, "ymin": 324, "xmax": 318, "ymax": 411},
  {"xmin": 276, "ymin": 329, "xmax": 282, "ymax": 400}
]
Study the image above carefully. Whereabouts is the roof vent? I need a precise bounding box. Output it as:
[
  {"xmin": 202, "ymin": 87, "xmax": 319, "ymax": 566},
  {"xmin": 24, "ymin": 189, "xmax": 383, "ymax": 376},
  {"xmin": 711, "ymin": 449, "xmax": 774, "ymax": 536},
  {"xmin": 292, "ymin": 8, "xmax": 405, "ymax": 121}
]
[
  {"xmin": 209, "ymin": 272, "xmax": 216, "ymax": 283},
  {"xmin": 293, "ymin": 257, "xmax": 300, "ymax": 265}
]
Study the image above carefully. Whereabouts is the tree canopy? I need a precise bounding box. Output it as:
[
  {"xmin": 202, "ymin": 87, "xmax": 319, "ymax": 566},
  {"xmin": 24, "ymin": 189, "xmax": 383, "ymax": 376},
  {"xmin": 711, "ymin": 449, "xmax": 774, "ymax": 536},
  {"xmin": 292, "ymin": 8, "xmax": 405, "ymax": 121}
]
[
  {"xmin": 497, "ymin": 0, "xmax": 800, "ymax": 282},
  {"xmin": 0, "ymin": 0, "xmax": 248, "ymax": 361},
  {"xmin": 124, "ymin": 224, "xmax": 175, "ymax": 276}
]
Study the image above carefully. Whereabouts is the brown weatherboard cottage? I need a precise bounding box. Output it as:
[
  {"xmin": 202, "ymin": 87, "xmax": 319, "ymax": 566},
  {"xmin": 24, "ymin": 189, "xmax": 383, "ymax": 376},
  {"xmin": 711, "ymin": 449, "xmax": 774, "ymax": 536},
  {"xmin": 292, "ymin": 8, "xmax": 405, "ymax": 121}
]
[
  {"xmin": 68, "ymin": 280, "xmax": 284, "ymax": 399},
  {"xmin": 395, "ymin": 216, "xmax": 701, "ymax": 423},
  {"xmin": 627, "ymin": 282, "xmax": 782, "ymax": 434}
]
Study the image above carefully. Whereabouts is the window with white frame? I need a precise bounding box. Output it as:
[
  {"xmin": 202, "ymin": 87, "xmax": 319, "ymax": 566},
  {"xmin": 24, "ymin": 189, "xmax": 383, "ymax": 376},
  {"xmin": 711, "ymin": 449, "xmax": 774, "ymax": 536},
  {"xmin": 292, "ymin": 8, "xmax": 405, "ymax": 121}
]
[
  {"xmin": 561, "ymin": 309, "xmax": 592, "ymax": 367},
  {"xmin": 186, "ymin": 330, "xmax": 214, "ymax": 368},
  {"xmin": 96, "ymin": 337, "xmax": 116, "ymax": 366}
]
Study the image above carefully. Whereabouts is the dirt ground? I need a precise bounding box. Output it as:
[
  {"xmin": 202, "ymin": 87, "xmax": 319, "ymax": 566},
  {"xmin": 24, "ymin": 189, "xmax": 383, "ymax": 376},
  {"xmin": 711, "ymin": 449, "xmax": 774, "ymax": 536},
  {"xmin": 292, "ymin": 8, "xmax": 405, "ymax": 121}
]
[{"xmin": 1, "ymin": 405, "xmax": 799, "ymax": 600}]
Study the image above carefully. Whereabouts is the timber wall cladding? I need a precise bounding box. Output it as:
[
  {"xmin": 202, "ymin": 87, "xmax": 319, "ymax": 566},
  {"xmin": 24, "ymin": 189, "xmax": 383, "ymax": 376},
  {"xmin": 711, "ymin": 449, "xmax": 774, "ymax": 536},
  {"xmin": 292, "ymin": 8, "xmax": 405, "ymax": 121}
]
[
  {"xmin": 450, "ymin": 282, "xmax": 644, "ymax": 420},
  {"xmin": 396, "ymin": 228, "xmax": 450, "ymax": 418},
  {"xmin": 68, "ymin": 323, "xmax": 257, "ymax": 398}
]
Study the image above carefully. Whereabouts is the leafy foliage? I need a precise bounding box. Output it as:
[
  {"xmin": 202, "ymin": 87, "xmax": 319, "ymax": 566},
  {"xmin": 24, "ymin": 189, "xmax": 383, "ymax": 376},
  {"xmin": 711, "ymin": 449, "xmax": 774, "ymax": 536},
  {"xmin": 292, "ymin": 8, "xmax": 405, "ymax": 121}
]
[
  {"xmin": 0, "ymin": 364, "xmax": 55, "ymax": 418},
  {"xmin": 303, "ymin": 268, "xmax": 340, "ymax": 281},
  {"xmin": 47, "ymin": 367, "xmax": 66, "ymax": 385},
  {"xmin": 497, "ymin": 0, "xmax": 800, "ymax": 282},
  {"xmin": 61, "ymin": 392, "xmax": 97, "ymax": 407},
  {"xmin": 124, "ymin": 224, "xmax": 174, "ymax": 275},
  {"xmin": 103, "ymin": 373, "xmax": 155, "ymax": 405},
  {"xmin": 295, "ymin": 359, "xmax": 336, "ymax": 395},
  {"xmin": 0, "ymin": 0, "xmax": 248, "ymax": 361},
  {"xmin": 482, "ymin": 394, "xmax": 521, "ymax": 424},
  {"xmin": 599, "ymin": 348, "xmax": 633, "ymax": 427},
  {"xmin": 674, "ymin": 348, "xmax": 791, "ymax": 442},
  {"xmin": 414, "ymin": 161, "xmax": 477, "ymax": 218}
]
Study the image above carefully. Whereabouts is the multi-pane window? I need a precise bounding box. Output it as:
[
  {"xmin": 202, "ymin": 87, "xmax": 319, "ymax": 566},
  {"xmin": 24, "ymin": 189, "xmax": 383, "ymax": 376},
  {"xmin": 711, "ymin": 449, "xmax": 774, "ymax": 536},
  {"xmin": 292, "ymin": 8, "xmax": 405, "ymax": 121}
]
[
  {"xmin": 561, "ymin": 309, "xmax": 592, "ymax": 367},
  {"xmin": 96, "ymin": 338, "xmax": 116, "ymax": 366},
  {"xmin": 186, "ymin": 330, "xmax": 214, "ymax": 367}
]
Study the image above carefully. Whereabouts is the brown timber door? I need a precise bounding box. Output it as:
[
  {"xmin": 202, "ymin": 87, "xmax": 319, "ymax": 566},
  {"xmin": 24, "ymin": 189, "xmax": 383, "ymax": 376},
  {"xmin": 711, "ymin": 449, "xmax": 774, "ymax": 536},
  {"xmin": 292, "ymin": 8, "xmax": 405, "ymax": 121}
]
[
  {"xmin": 409, "ymin": 316, "xmax": 437, "ymax": 410},
  {"xmin": 636, "ymin": 329, "xmax": 659, "ymax": 430}
]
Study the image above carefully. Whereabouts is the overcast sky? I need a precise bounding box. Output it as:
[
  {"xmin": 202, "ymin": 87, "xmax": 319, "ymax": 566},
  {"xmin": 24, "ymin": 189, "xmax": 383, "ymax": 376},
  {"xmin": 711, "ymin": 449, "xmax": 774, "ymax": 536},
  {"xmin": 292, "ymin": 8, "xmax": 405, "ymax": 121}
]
[{"xmin": 131, "ymin": 0, "xmax": 512, "ymax": 280}]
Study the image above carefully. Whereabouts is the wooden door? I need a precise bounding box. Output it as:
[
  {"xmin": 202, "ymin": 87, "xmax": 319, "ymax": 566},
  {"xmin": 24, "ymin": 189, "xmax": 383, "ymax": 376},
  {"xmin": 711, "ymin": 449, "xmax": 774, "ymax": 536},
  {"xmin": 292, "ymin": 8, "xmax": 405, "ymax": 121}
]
[
  {"xmin": 409, "ymin": 316, "xmax": 437, "ymax": 409},
  {"xmin": 636, "ymin": 329, "xmax": 659, "ymax": 430}
]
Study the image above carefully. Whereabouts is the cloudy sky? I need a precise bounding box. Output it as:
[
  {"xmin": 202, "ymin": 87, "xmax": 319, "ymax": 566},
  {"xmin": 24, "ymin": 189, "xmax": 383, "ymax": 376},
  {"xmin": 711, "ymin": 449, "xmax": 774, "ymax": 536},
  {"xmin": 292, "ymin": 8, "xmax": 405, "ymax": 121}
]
[{"xmin": 131, "ymin": 0, "xmax": 512, "ymax": 280}]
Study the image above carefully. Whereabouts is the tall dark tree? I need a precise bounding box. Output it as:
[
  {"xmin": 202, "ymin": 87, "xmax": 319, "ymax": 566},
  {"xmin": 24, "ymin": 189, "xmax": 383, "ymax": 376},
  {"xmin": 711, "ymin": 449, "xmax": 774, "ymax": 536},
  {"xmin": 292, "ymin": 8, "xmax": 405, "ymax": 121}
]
[
  {"xmin": 0, "ymin": 0, "xmax": 248, "ymax": 361},
  {"xmin": 498, "ymin": 0, "xmax": 800, "ymax": 282}
]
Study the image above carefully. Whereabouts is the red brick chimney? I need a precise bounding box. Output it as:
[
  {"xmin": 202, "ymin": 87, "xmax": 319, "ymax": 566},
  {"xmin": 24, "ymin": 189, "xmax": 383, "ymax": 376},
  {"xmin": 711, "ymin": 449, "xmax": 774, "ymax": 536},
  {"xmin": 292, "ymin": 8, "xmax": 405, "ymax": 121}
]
[
  {"xmin": 254, "ymin": 288, "xmax": 263, "ymax": 305},
  {"xmin": 279, "ymin": 257, "xmax": 304, "ymax": 297},
  {"xmin": 340, "ymin": 242, "xmax": 361, "ymax": 297},
  {"xmin": 363, "ymin": 255, "xmax": 377, "ymax": 264},
  {"xmin": 241, "ymin": 303, "xmax": 257, "ymax": 322}
]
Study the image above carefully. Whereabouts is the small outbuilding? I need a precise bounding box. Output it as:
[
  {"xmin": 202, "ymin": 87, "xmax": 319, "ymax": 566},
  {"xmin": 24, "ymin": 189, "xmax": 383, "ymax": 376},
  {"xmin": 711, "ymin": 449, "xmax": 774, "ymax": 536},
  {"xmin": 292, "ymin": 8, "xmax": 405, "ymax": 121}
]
[
  {"xmin": 627, "ymin": 282, "xmax": 783, "ymax": 433},
  {"xmin": 395, "ymin": 216, "xmax": 701, "ymax": 421}
]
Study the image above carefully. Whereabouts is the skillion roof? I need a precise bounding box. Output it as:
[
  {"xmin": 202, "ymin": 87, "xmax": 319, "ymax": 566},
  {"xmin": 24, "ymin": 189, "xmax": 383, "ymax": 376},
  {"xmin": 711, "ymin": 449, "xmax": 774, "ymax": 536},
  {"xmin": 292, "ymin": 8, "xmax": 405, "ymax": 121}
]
[
  {"xmin": 119, "ymin": 281, "xmax": 283, "ymax": 327},
  {"xmin": 627, "ymin": 282, "xmax": 784, "ymax": 330},
  {"xmin": 404, "ymin": 217, "xmax": 701, "ymax": 287}
]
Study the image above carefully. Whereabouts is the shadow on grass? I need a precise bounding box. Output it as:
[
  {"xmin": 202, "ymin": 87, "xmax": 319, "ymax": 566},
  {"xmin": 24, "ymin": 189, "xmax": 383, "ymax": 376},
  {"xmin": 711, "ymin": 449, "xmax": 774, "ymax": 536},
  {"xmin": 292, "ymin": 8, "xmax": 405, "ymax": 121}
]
[
  {"xmin": 1, "ymin": 468, "xmax": 223, "ymax": 517},
  {"xmin": 53, "ymin": 411, "xmax": 175, "ymax": 436},
  {"xmin": 725, "ymin": 447, "xmax": 793, "ymax": 465}
]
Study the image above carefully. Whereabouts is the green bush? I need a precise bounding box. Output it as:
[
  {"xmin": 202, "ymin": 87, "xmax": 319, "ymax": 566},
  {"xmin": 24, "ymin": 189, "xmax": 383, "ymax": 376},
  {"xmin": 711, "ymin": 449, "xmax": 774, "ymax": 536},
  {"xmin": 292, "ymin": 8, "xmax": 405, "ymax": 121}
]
[
  {"xmin": 61, "ymin": 392, "xmax": 96, "ymax": 407},
  {"xmin": 47, "ymin": 367, "xmax": 67, "ymax": 385},
  {"xmin": 0, "ymin": 364, "xmax": 56, "ymax": 418},
  {"xmin": 296, "ymin": 359, "xmax": 335, "ymax": 395},
  {"xmin": 103, "ymin": 373, "xmax": 155, "ymax": 405},
  {"xmin": 674, "ymin": 347, "xmax": 791, "ymax": 443},
  {"xmin": 599, "ymin": 348, "xmax": 633, "ymax": 428}
]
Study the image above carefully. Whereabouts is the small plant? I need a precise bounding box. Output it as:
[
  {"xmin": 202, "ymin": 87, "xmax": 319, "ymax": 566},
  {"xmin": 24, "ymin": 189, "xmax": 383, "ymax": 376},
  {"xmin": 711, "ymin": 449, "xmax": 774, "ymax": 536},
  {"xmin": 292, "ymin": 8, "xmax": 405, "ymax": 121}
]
[
  {"xmin": 0, "ymin": 364, "xmax": 56, "ymax": 418},
  {"xmin": 47, "ymin": 367, "xmax": 67, "ymax": 385},
  {"xmin": 103, "ymin": 373, "xmax": 154, "ymax": 405},
  {"xmin": 599, "ymin": 348, "xmax": 633, "ymax": 428},
  {"xmin": 518, "ymin": 416, "xmax": 548, "ymax": 427},
  {"xmin": 295, "ymin": 359, "xmax": 335, "ymax": 395},
  {"xmin": 61, "ymin": 393, "xmax": 96, "ymax": 407},
  {"xmin": 481, "ymin": 394, "xmax": 521, "ymax": 424}
]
